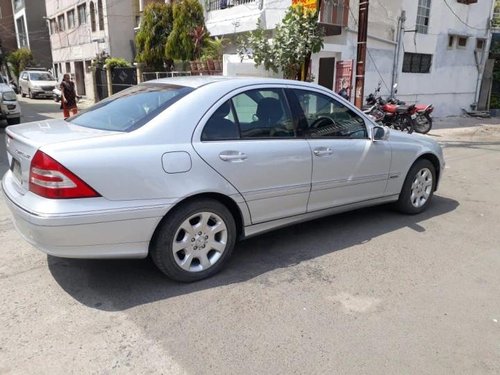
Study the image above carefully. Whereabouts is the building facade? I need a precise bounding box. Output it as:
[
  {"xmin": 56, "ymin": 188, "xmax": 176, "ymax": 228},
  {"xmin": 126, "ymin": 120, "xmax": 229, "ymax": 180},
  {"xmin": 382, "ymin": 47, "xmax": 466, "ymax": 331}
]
[
  {"xmin": 46, "ymin": 0, "xmax": 140, "ymax": 99},
  {"xmin": 0, "ymin": 0, "xmax": 17, "ymax": 55},
  {"xmin": 10, "ymin": 0, "xmax": 52, "ymax": 69},
  {"xmin": 205, "ymin": 0, "xmax": 495, "ymax": 117}
]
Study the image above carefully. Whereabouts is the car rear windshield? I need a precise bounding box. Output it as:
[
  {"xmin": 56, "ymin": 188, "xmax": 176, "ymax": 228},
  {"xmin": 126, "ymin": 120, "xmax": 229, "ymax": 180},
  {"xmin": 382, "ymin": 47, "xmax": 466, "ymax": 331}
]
[
  {"xmin": 2, "ymin": 91, "xmax": 17, "ymax": 101},
  {"xmin": 29, "ymin": 73, "xmax": 54, "ymax": 81},
  {"xmin": 68, "ymin": 84, "xmax": 193, "ymax": 132}
]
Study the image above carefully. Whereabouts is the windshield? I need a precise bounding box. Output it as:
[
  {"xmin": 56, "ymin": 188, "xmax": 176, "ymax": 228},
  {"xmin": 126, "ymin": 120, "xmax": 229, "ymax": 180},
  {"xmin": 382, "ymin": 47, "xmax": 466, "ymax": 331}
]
[
  {"xmin": 68, "ymin": 84, "xmax": 193, "ymax": 132},
  {"xmin": 29, "ymin": 72, "xmax": 55, "ymax": 81},
  {"xmin": 2, "ymin": 91, "xmax": 17, "ymax": 101}
]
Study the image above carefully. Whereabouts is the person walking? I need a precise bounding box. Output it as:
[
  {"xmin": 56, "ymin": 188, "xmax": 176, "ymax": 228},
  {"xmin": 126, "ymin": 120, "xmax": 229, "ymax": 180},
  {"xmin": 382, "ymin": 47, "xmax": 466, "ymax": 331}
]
[{"xmin": 60, "ymin": 73, "xmax": 78, "ymax": 119}]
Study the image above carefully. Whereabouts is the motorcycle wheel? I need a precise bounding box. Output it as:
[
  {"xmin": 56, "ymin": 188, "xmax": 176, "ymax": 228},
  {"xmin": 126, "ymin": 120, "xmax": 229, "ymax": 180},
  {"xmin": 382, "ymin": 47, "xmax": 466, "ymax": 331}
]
[
  {"xmin": 394, "ymin": 115, "xmax": 414, "ymax": 134},
  {"xmin": 414, "ymin": 113, "xmax": 432, "ymax": 134}
]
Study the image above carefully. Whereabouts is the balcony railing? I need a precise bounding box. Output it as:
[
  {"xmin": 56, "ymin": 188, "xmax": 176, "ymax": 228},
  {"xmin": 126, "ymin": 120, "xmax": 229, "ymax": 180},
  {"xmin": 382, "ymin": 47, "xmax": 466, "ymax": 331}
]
[{"xmin": 207, "ymin": 0, "xmax": 256, "ymax": 11}]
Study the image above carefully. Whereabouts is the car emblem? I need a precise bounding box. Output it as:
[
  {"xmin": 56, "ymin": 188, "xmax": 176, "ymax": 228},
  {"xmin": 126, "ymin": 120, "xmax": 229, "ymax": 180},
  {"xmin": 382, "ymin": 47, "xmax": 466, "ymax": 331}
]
[{"xmin": 15, "ymin": 149, "xmax": 31, "ymax": 160}]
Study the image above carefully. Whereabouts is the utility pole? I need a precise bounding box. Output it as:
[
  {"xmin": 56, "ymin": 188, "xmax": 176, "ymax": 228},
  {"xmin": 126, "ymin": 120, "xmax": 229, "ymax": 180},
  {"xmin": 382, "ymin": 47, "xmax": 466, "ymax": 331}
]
[
  {"xmin": 354, "ymin": 0, "xmax": 370, "ymax": 109},
  {"xmin": 391, "ymin": 10, "xmax": 406, "ymax": 97}
]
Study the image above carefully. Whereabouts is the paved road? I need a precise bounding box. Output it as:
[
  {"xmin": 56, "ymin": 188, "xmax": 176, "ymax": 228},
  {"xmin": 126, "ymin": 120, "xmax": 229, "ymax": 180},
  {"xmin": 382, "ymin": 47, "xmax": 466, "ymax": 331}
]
[{"xmin": 1, "ymin": 103, "xmax": 499, "ymax": 374}]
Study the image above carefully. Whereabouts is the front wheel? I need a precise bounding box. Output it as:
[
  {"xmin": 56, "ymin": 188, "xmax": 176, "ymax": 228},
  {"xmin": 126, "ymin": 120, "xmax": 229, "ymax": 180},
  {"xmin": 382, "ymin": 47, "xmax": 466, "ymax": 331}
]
[
  {"xmin": 6, "ymin": 117, "xmax": 21, "ymax": 125},
  {"xmin": 150, "ymin": 199, "xmax": 237, "ymax": 282},
  {"xmin": 396, "ymin": 159, "xmax": 436, "ymax": 214},
  {"xmin": 414, "ymin": 113, "xmax": 433, "ymax": 134},
  {"xmin": 28, "ymin": 89, "xmax": 34, "ymax": 99}
]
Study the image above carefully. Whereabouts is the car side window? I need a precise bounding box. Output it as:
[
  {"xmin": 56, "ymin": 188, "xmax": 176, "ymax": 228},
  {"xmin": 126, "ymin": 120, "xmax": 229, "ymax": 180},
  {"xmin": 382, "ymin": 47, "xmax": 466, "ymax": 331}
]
[
  {"xmin": 21, "ymin": 73, "xmax": 28, "ymax": 80},
  {"xmin": 290, "ymin": 89, "xmax": 367, "ymax": 139},
  {"xmin": 201, "ymin": 100, "xmax": 240, "ymax": 141},
  {"xmin": 232, "ymin": 89, "xmax": 295, "ymax": 139}
]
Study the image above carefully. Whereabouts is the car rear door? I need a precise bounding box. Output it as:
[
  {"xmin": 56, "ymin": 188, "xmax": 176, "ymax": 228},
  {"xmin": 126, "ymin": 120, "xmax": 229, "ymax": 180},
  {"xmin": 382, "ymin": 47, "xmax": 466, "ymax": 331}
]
[
  {"xmin": 286, "ymin": 87, "xmax": 391, "ymax": 212},
  {"xmin": 192, "ymin": 86, "xmax": 312, "ymax": 224}
]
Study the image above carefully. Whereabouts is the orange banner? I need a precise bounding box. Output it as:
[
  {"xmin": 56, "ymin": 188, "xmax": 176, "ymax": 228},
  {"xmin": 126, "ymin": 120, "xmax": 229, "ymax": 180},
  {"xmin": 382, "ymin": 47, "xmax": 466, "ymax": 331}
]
[{"xmin": 291, "ymin": 0, "xmax": 318, "ymax": 11}]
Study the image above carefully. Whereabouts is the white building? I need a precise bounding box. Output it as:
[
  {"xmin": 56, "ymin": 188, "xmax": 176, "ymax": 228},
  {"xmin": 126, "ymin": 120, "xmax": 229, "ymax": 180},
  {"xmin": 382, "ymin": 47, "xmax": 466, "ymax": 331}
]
[
  {"xmin": 45, "ymin": 0, "xmax": 140, "ymax": 99},
  {"xmin": 205, "ymin": 0, "xmax": 495, "ymax": 117}
]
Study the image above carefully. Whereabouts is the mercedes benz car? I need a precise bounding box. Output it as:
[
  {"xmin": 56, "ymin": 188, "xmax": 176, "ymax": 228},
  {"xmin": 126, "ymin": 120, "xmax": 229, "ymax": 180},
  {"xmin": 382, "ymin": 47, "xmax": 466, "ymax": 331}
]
[{"xmin": 2, "ymin": 77, "xmax": 444, "ymax": 282}]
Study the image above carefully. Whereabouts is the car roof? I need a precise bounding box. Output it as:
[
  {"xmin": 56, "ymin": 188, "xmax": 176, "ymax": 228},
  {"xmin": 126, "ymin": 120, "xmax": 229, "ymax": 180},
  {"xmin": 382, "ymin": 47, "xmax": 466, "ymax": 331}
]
[{"xmin": 148, "ymin": 75, "xmax": 322, "ymax": 90}]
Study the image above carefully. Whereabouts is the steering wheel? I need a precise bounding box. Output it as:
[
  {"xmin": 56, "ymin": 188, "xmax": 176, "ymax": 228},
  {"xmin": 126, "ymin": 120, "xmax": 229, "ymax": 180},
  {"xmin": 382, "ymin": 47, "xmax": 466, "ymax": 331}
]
[{"xmin": 310, "ymin": 116, "xmax": 334, "ymax": 129}]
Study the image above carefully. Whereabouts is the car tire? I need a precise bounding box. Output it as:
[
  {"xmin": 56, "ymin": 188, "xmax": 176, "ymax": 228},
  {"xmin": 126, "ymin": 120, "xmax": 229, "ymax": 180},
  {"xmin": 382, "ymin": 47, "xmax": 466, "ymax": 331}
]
[
  {"xmin": 150, "ymin": 199, "xmax": 237, "ymax": 282},
  {"xmin": 7, "ymin": 117, "xmax": 21, "ymax": 125},
  {"xmin": 21, "ymin": 89, "xmax": 26, "ymax": 98},
  {"xmin": 396, "ymin": 159, "xmax": 436, "ymax": 215},
  {"xmin": 28, "ymin": 89, "xmax": 34, "ymax": 99}
]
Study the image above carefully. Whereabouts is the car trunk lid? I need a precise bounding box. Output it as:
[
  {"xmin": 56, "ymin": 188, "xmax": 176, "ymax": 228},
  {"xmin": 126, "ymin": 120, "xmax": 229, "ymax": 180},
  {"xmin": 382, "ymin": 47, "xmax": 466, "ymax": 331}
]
[{"xmin": 5, "ymin": 119, "xmax": 117, "ymax": 194}]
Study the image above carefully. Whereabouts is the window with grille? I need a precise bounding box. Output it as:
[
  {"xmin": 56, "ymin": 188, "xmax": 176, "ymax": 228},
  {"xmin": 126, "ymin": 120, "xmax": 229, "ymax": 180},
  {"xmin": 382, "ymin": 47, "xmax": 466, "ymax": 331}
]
[
  {"xmin": 416, "ymin": 0, "xmax": 431, "ymax": 34},
  {"xmin": 402, "ymin": 53, "xmax": 432, "ymax": 73}
]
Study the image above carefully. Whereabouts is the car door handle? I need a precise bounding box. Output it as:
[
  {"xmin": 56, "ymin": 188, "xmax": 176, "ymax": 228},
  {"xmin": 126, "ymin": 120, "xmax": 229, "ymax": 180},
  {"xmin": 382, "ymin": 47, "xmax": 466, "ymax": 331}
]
[
  {"xmin": 219, "ymin": 151, "xmax": 248, "ymax": 162},
  {"xmin": 313, "ymin": 147, "xmax": 333, "ymax": 157}
]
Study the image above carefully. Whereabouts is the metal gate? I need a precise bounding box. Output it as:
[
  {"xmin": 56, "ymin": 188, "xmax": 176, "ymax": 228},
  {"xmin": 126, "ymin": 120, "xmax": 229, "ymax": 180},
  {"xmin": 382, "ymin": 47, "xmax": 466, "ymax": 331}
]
[
  {"xmin": 95, "ymin": 67, "xmax": 108, "ymax": 101},
  {"xmin": 111, "ymin": 67, "xmax": 137, "ymax": 94}
]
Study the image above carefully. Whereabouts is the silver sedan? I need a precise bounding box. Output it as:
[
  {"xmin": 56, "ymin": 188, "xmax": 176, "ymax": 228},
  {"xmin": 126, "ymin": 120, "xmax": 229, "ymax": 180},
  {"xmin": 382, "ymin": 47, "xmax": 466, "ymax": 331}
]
[{"xmin": 2, "ymin": 77, "xmax": 444, "ymax": 282}]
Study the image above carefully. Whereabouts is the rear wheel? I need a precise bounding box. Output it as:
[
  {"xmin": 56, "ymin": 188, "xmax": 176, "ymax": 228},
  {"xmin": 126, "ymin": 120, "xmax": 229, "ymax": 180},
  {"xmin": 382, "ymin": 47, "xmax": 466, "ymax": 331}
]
[
  {"xmin": 415, "ymin": 113, "xmax": 432, "ymax": 134},
  {"xmin": 396, "ymin": 159, "xmax": 436, "ymax": 214},
  {"xmin": 150, "ymin": 199, "xmax": 237, "ymax": 282}
]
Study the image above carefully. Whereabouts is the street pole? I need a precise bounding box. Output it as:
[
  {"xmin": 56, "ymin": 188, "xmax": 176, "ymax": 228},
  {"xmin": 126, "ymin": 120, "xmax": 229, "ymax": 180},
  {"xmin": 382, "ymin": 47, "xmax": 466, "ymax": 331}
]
[
  {"xmin": 391, "ymin": 10, "xmax": 406, "ymax": 97},
  {"xmin": 354, "ymin": 0, "xmax": 369, "ymax": 109}
]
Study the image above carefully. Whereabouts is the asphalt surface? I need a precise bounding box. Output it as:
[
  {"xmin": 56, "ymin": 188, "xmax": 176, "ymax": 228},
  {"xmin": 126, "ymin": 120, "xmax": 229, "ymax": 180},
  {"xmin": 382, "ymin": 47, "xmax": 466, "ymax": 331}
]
[{"xmin": 0, "ymin": 99, "xmax": 499, "ymax": 374}]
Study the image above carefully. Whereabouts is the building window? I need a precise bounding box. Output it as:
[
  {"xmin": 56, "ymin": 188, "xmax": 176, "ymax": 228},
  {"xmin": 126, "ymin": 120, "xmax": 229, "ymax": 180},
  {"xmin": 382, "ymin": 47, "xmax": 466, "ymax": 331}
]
[
  {"xmin": 16, "ymin": 16, "xmax": 28, "ymax": 47},
  {"xmin": 97, "ymin": 0, "xmax": 104, "ymax": 31},
  {"xmin": 457, "ymin": 36, "xmax": 468, "ymax": 48},
  {"xmin": 476, "ymin": 38, "xmax": 485, "ymax": 51},
  {"xmin": 448, "ymin": 35, "xmax": 455, "ymax": 48},
  {"xmin": 57, "ymin": 14, "xmax": 66, "ymax": 32},
  {"xmin": 67, "ymin": 9, "xmax": 75, "ymax": 29},
  {"xmin": 416, "ymin": 0, "xmax": 431, "ymax": 34},
  {"xmin": 206, "ymin": 0, "xmax": 255, "ymax": 11},
  {"xmin": 13, "ymin": 0, "xmax": 24, "ymax": 11},
  {"xmin": 90, "ymin": 2, "xmax": 96, "ymax": 32},
  {"xmin": 78, "ymin": 4, "xmax": 87, "ymax": 26},
  {"xmin": 66, "ymin": 62, "xmax": 71, "ymax": 73},
  {"xmin": 402, "ymin": 53, "xmax": 432, "ymax": 73}
]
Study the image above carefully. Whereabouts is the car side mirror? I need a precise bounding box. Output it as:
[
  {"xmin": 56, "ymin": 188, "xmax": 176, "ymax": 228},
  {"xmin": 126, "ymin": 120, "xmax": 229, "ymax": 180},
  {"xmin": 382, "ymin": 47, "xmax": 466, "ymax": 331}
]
[{"xmin": 372, "ymin": 126, "xmax": 389, "ymax": 141}]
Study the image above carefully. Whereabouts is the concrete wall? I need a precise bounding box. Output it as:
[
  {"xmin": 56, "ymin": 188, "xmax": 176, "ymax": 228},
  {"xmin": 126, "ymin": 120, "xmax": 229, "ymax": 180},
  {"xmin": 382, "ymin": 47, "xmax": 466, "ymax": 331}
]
[
  {"xmin": 0, "ymin": 0, "xmax": 17, "ymax": 55},
  {"xmin": 106, "ymin": 0, "xmax": 136, "ymax": 62},
  {"xmin": 396, "ymin": 0, "xmax": 495, "ymax": 117}
]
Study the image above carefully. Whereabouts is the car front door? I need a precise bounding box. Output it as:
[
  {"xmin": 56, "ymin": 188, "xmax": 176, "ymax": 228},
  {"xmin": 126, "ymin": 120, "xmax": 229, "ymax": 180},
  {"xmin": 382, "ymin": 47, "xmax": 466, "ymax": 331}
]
[
  {"xmin": 287, "ymin": 88, "xmax": 391, "ymax": 212},
  {"xmin": 193, "ymin": 87, "xmax": 312, "ymax": 224}
]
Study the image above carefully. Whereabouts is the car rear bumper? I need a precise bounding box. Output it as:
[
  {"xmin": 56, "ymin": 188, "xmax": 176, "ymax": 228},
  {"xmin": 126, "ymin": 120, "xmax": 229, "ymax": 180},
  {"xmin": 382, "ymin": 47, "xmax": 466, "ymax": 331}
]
[{"xmin": 2, "ymin": 171, "xmax": 172, "ymax": 259}]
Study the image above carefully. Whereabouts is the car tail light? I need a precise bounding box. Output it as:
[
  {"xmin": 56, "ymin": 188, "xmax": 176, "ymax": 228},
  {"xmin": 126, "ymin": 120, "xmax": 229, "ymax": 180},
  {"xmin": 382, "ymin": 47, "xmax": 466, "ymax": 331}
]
[{"xmin": 29, "ymin": 150, "xmax": 100, "ymax": 199}]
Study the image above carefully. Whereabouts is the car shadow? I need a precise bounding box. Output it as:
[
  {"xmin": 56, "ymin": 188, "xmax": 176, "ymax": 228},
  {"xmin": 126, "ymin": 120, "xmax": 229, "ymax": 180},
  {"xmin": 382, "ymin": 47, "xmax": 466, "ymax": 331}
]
[{"xmin": 47, "ymin": 195, "xmax": 459, "ymax": 311}]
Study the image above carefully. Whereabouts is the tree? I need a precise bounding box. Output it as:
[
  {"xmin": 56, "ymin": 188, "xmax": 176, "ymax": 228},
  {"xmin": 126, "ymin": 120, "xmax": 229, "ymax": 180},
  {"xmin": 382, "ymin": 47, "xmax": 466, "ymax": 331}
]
[
  {"xmin": 105, "ymin": 57, "xmax": 131, "ymax": 69},
  {"xmin": 135, "ymin": 2, "xmax": 173, "ymax": 69},
  {"xmin": 165, "ymin": 0, "xmax": 206, "ymax": 61},
  {"xmin": 7, "ymin": 48, "xmax": 34, "ymax": 78},
  {"xmin": 244, "ymin": 5, "xmax": 324, "ymax": 80}
]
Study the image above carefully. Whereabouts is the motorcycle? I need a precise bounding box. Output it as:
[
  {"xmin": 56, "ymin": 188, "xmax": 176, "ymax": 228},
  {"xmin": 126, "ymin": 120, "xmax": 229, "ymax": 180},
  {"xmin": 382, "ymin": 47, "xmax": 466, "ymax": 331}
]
[
  {"xmin": 387, "ymin": 84, "xmax": 434, "ymax": 134},
  {"xmin": 364, "ymin": 87, "xmax": 416, "ymax": 134}
]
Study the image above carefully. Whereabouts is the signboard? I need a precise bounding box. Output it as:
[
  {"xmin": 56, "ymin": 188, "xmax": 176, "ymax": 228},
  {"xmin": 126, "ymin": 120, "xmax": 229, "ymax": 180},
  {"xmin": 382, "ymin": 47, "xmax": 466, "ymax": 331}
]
[{"xmin": 291, "ymin": 0, "xmax": 318, "ymax": 11}]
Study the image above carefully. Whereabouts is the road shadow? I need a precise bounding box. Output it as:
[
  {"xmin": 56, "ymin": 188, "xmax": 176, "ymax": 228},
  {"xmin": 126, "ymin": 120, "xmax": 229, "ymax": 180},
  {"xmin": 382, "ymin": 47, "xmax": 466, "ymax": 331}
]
[{"xmin": 47, "ymin": 195, "xmax": 459, "ymax": 311}]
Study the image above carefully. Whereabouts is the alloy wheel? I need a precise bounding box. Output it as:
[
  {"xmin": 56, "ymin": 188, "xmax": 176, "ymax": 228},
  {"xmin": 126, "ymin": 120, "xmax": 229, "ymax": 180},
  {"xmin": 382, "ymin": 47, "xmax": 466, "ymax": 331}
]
[{"xmin": 410, "ymin": 167, "xmax": 433, "ymax": 208}]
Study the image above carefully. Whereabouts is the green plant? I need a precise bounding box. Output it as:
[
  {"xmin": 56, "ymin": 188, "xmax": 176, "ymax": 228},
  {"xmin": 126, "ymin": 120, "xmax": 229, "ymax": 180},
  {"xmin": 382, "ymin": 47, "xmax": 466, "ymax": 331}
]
[
  {"xmin": 166, "ymin": 0, "xmax": 206, "ymax": 61},
  {"xmin": 6, "ymin": 48, "xmax": 34, "ymax": 77},
  {"xmin": 105, "ymin": 57, "xmax": 132, "ymax": 69},
  {"xmin": 202, "ymin": 37, "xmax": 228, "ymax": 60},
  {"xmin": 243, "ymin": 5, "xmax": 324, "ymax": 80},
  {"xmin": 135, "ymin": 2, "xmax": 173, "ymax": 69}
]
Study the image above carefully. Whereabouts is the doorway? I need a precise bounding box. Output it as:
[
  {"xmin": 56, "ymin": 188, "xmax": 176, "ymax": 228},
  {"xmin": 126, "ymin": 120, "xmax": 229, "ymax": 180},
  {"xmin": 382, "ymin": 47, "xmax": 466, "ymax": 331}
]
[
  {"xmin": 318, "ymin": 57, "xmax": 335, "ymax": 90},
  {"xmin": 74, "ymin": 61, "xmax": 86, "ymax": 96}
]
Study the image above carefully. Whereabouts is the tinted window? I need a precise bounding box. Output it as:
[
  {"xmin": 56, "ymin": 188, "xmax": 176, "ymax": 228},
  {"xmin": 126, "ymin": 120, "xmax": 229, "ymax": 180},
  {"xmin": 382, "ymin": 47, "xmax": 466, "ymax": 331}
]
[
  {"xmin": 233, "ymin": 89, "xmax": 294, "ymax": 139},
  {"xmin": 201, "ymin": 100, "xmax": 240, "ymax": 141},
  {"xmin": 29, "ymin": 72, "xmax": 54, "ymax": 81},
  {"xmin": 291, "ymin": 89, "xmax": 367, "ymax": 139},
  {"xmin": 69, "ymin": 84, "xmax": 193, "ymax": 132}
]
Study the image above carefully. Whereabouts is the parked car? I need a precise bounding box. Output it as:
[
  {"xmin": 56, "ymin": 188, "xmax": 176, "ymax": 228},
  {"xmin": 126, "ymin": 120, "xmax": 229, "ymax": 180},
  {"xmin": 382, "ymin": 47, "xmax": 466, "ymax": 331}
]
[
  {"xmin": 2, "ymin": 77, "xmax": 444, "ymax": 282},
  {"xmin": 18, "ymin": 69, "xmax": 58, "ymax": 99},
  {"xmin": 0, "ymin": 83, "xmax": 21, "ymax": 126}
]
